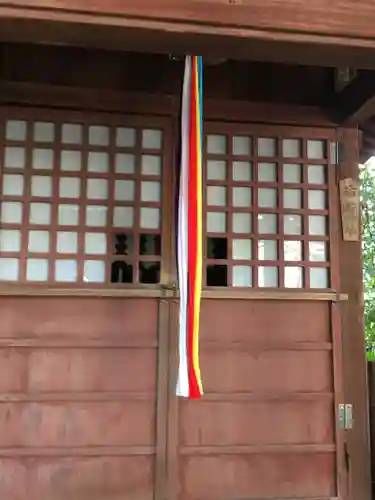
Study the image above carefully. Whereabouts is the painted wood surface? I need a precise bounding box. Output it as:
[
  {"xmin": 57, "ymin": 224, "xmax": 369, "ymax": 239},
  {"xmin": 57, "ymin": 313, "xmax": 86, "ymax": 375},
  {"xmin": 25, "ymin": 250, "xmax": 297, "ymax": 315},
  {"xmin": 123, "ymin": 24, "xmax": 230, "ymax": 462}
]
[{"xmin": 3, "ymin": 0, "xmax": 375, "ymax": 40}]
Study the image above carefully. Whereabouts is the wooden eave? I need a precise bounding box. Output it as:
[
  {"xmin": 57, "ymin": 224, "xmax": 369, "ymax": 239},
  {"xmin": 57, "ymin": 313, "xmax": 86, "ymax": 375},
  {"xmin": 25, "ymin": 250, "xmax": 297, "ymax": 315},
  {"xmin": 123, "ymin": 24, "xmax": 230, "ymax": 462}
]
[{"xmin": 3, "ymin": 4, "xmax": 375, "ymax": 69}]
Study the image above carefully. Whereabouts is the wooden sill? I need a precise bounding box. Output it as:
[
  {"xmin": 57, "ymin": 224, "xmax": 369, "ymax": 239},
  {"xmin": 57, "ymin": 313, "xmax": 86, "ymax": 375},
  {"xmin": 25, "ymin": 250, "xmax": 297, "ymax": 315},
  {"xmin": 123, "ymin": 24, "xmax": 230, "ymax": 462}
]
[
  {"xmin": 0, "ymin": 284, "xmax": 348, "ymax": 301},
  {"xmin": 202, "ymin": 289, "xmax": 348, "ymax": 301}
]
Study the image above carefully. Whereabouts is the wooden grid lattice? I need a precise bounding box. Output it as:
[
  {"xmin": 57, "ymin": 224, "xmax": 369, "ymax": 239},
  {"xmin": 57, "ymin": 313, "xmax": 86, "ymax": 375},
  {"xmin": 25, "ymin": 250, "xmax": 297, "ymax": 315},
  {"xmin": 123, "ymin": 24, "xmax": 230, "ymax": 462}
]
[
  {"xmin": 203, "ymin": 124, "xmax": 337, "ymax": 289},
  {"xmin": 0, "ymin": 110, "xmax": 338, "ymax": 291},
  {"xmin": 0, "ymin": 111, "xmax": 169, "ymax": 286}
]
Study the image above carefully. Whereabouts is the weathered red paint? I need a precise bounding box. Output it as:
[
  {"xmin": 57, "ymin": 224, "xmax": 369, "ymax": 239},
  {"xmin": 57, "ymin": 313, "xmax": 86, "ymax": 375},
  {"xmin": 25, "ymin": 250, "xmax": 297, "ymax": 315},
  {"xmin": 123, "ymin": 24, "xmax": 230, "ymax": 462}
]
[{"xmin": 0, "ymin": 51, "xmax": 370, "ymax": 500}]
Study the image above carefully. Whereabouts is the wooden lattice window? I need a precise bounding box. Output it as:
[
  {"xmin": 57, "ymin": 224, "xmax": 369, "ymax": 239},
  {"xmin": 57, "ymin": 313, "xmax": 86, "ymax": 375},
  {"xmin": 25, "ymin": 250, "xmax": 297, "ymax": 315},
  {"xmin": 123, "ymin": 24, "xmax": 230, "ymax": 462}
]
[
  {"xmin": 204, "ymin": 125, "xmax": 337, "ymax": 289},
  {"xmin": 0, "ymin": 112, "xmax": 168, "ymax": 286}
]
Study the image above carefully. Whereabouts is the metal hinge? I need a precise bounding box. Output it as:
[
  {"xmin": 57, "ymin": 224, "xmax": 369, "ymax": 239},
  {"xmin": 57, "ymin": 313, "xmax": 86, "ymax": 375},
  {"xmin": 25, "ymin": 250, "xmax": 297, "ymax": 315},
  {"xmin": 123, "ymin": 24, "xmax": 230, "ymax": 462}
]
[
  {"xmin": 330, "ymin": 141, "xmax": 340, "ymax": 165},
  {"xmin": 160, "ymin": 283, "xmax": 178, "ymax": 300},
  {"xmin": 331, "ymin": 141, "xmax": 341, "ymax": 184},
  {"xmin": 338, "ymin": 404, "xmax": 353, "ymax": 429}
]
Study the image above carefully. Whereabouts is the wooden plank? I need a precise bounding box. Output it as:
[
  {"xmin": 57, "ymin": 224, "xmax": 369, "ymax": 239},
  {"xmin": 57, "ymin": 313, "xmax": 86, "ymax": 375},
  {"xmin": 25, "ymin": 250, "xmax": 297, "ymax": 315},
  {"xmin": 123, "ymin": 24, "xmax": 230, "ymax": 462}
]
[
  {"xmin": 0, "ymin": 85, "xmax": 334, "ymax": 127},
  {"xmin": 4, "ymin": 11, "xmax": 375, "ymax": 68},
  {"xmin": 179, "ymin": 444, "xmax": 336, "ymax": 455},
  {"xmin": 0, "ymin": 285, "xmax": 348, "ymax": 300},
  {"xmin": 204, "ymin": 392, "xmax": 334, "ymax": 402},
  {"xmin": 178, "ymin": 453, "xmax": 336, "ymax": 499},
  {"xmin": 155, "ymin": 111, "xmax": 175, "ymax": 500},
  {"xmin": 0, "ymin": 338, "xmax": 158, "ymax": 348},
  {"xmin": 154, "ymin": 298, "xmax": 170, "ymax": 500},
  {"xmin": 331, "ymin": 301, "xmax": 347, "ymax": 499},
  {"xmin": 0, "ymin": 455, "xmax": 154, "ymax": 499},
  {"xmin": 337, "ymin": 128, "xmax": 372, "ymax": 500},
  {"xmin": 202, "ymin": 290, "xmax": 348, "ymax": 301},
  {"xmin": 166, "ymin": 300, "xmax": 179, "ymax": 500},
  {"xmin": 204, "ymin": 100, "xmax": 335, "ymax": 127},
  {"xmin": 0, "ymin": 392, "xmax": 154, "ymax": 402},
  {"xmin": 0, "ymin": 44, "xmax": 333, "ymax": 105},
  {"xmin": 0, "ymin": 83, "xmax": 176, "ymax": 117},
  {"xmin": 200, "ymin": 341, "xmax": 332, "ymax": 351},
  {"xmin": 0, "ymin": 285, "xmax": 164, "ymax": 297},
  {"xmin": 4, "ymin": 0, "xmax": 375, "ymax": 42},
  {"xmin": 0, "ymin": 446, "xmax": 155, "ymax": 456}
]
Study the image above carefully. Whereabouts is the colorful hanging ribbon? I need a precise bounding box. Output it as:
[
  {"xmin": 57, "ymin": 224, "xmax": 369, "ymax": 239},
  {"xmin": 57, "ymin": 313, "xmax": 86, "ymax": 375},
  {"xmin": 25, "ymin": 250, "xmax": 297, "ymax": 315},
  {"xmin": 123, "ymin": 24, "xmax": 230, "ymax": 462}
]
[{"xmin": 176, "ymin": 55, "xmax": 204, "ymax": 399}]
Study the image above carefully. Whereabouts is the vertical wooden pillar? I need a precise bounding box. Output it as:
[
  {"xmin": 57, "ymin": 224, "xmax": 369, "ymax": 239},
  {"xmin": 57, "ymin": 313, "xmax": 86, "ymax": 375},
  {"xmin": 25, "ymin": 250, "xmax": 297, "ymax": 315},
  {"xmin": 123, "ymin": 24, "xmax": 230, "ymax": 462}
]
[
  {"xmin": 338, "ymin": 127, "xmax": 372, "ymax": 500},
  {"xmin": 368, "ymin": 361, "xmax": 375, "ymax": 498},
  {"xmin": 155, "ymin": 295, "xmax": 171, "ymax": 500}
]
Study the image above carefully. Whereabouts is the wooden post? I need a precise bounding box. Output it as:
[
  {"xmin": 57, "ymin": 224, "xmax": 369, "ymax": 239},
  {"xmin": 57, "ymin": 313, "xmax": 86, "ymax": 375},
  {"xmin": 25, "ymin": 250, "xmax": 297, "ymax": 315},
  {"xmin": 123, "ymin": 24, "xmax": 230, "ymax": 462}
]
[{"xmin": 338, "ymin": 128, "xmax": 372, "ymax": 500}]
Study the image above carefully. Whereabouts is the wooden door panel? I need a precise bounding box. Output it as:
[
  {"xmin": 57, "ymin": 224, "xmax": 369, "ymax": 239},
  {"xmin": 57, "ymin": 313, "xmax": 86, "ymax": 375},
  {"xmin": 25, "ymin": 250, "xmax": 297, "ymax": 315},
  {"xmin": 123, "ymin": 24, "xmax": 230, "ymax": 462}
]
[
  {"xmin": 180, "ymin": 453, "xmax": 336, "ymax": 499},
  {"xmin": 0, "ymin": 297, "xmax": 158, "ymax": 339},
  {"xmin": 0, "ymin": 296, "xmax": 159, "ymax": 500},
  {"xmin": 180, "ymin": 400, "xmax": 334, "ymax": 446},
  {"xmin": 32, "ymin": 456, "xmax": 154, "ymax": 500},
  {"xmin": 28, "ymin": 349, "xmax": 156, "ymax": 392},
  {"xmin": 0, "ymin": 401, "xmax": 155, "ymax": 447},
  {"xmin": 200, "ymin": 299, "xmax": 331, "ymax": 342},
  {"xmin": 200, "ymin": 349, "xmax": 332, "ymax": 393},
  {"xmin": 176, "ymin": 299, "xmax": 341, "ymax": 500},
  {"xmin": 0, "ymin": 344, "xmax": 156, "ymax": 394},
  {"xmin": 0, "ymin": 456, "xmax": 153, "ymax": 500}
]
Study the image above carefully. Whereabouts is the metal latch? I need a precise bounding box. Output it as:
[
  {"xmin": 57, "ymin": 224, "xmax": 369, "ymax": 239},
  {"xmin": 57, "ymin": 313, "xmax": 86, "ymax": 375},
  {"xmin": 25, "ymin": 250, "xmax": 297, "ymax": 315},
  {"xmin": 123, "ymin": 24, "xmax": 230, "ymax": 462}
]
[
  {"xmin": 161, "ymin": 283, "xmax": 178, "ymax": 292},
  {"xmin": 338, "ymin": 404, "xmax": 353, "ymax": 429}
]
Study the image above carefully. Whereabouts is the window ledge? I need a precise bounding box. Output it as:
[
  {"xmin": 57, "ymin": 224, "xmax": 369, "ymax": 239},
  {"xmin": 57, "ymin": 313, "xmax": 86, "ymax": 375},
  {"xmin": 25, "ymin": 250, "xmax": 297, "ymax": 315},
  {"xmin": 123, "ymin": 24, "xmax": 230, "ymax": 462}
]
[{"xmin": 0, "ymin": 284, "xmax": 348, "ymax": 301}]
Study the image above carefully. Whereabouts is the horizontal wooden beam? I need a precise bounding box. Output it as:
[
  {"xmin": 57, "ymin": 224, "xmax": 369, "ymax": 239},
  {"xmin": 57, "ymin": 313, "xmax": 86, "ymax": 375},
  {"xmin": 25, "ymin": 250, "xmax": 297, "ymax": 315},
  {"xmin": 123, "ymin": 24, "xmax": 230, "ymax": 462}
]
[
  {"xmin": 3, "ymin": 11, "xmax": 375, "ymax": 69},
  {"xmin": 327, "ymin": 71, "xmax": 375, "ymax": 124},
  {"xmin": 0, "ymin": 284, "xmax": 348, "ymax": 302},
  {"xmin": 4, "ymin": 0, "xmax": 375, "ymax": 49},
  {"xmin": 0, "ymin": 82, "xmax": 177, "ymax": 116},
  {"xmin": 0, "ymin": 81, "xmax": 335, "ymax": 127}
]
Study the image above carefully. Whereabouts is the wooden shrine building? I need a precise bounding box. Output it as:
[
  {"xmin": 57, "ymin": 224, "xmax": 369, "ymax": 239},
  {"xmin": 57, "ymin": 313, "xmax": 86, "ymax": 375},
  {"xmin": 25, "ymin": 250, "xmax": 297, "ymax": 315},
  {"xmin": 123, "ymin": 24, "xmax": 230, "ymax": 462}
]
[{"xmin": 0, "ymin": 2, "xmax": 373, "ymax": 500}]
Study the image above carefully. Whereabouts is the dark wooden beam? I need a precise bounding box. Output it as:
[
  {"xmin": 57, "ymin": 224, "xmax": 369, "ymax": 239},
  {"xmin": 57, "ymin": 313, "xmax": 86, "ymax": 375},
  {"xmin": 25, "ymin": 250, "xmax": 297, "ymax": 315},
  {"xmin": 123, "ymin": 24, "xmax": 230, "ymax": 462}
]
[
  {"xmin": 5, "ymin": 0, "xmax": 375, "ymax": 62},
  {"xmin": 0, "ymin": 81, "xmax": 334, "ymax": 127},
  {"xmin": 4, "ymin": 15, "xmax": 375, "ymax": 69},
  {"xmin": 327, "ymin": 70, "xmax": 375, "ymax": 124}
]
